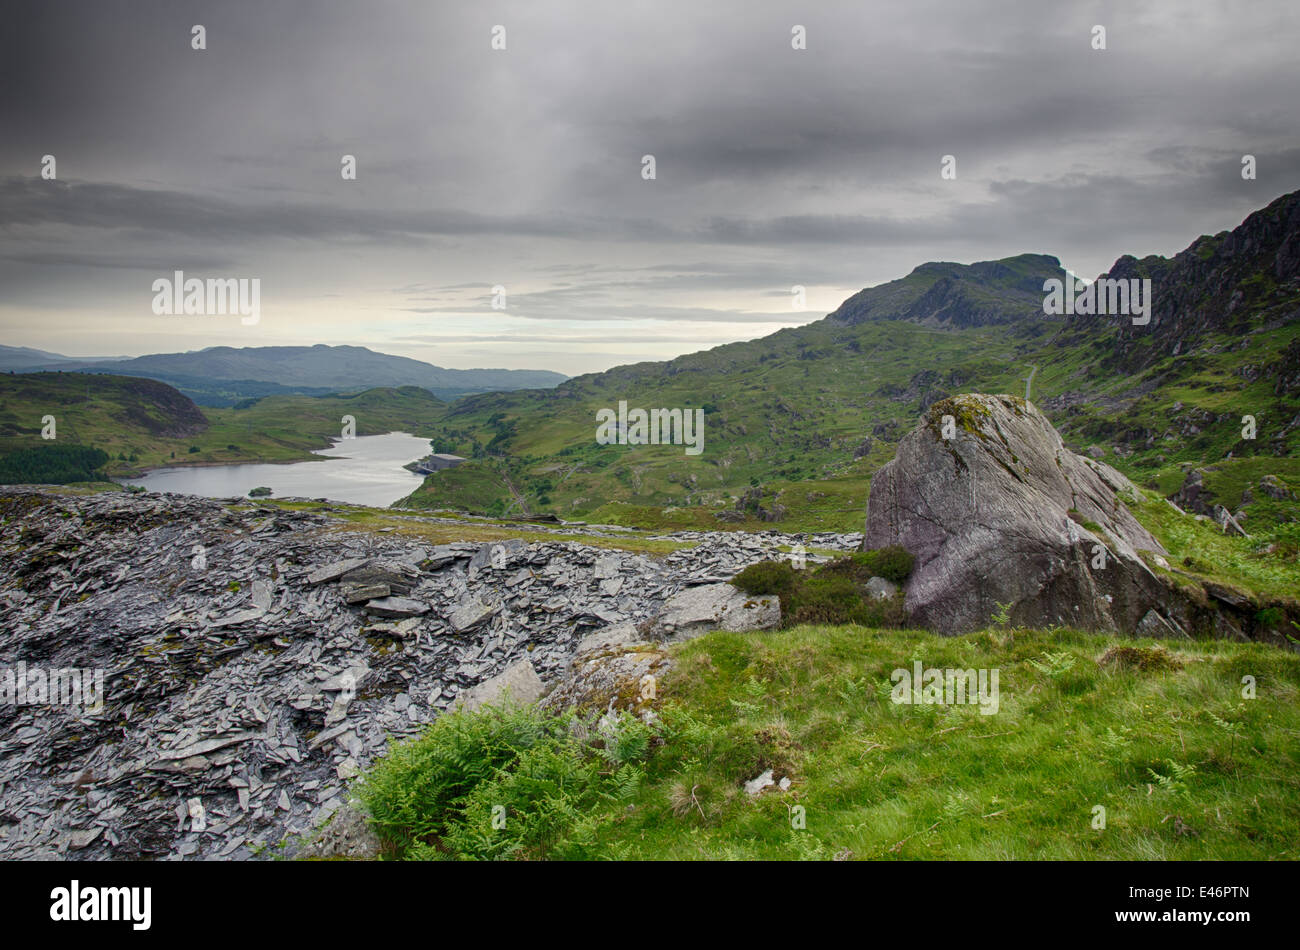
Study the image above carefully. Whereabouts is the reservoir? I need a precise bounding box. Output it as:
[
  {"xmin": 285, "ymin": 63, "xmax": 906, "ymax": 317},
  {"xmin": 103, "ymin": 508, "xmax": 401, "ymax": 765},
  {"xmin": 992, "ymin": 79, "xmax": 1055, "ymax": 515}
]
[{"xmin": 121, "ymin": 432, "xmax": 431, "ymax": 507}]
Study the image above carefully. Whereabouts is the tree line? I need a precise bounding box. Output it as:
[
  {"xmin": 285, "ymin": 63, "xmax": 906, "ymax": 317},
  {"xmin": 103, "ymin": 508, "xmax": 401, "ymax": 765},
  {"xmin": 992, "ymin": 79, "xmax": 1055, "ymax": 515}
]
[{"xmin": 0, "ymin": 445, "xmax": 110, "ymax": 484}]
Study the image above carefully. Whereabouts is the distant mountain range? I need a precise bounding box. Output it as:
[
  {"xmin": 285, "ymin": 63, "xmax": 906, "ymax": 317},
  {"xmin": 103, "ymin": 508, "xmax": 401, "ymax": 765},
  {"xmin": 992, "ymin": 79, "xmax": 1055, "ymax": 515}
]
[
  {"xmin": 0, "ymin": 346, "xmax": 129, "ymax": 372},
  {"xmin": 0, "ymin": 344, "xmax": 568, "ymax": 405}
]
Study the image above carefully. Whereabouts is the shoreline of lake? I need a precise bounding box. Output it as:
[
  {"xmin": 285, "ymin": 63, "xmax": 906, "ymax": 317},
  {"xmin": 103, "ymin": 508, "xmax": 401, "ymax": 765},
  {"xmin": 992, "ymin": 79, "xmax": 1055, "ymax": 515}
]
[{"xmin": 120, "ymin": 432, "xmax": 432, "ymax": 508}]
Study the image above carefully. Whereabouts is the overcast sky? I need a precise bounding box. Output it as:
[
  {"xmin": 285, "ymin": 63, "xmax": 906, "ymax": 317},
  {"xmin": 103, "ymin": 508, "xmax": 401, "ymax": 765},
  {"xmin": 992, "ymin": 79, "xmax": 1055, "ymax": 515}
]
[{"xmin": 2, "ymin": 0, "xmax": 1298, "ymax": 375}]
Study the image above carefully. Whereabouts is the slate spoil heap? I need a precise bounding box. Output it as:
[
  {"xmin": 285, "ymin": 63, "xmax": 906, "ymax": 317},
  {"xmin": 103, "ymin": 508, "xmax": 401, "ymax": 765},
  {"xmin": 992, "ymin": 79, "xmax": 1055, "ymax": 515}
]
[{"xmin": 0, "ymin": 487, "xmax": 857, "ymax": 860}]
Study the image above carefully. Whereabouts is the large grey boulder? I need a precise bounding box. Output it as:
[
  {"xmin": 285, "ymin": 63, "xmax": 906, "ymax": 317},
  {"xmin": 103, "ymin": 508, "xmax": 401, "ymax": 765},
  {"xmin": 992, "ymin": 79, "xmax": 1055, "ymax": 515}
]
[
  {"xmin": 863, "ymin": 394, "xmax": 1168, "ymax": 635},
  {"xmin": 649, "ymin": 583, "xmax": 780, "ymax": 641}
]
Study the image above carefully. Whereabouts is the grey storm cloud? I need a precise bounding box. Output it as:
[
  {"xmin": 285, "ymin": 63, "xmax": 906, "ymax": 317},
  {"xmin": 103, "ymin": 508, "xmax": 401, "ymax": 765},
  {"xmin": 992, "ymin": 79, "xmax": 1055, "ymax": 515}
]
[
  {"xmin": 1, "ymin": 0, "xmax": 1298, "ymax": 372},
  {"xmin": 0, "ymin": 176, "xmax": 649, "ymax": 243}
]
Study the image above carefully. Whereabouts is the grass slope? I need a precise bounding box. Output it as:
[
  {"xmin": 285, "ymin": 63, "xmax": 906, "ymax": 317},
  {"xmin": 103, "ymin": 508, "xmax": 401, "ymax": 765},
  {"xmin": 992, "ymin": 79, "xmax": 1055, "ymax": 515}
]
[
  {"xmin": 356, "ymin": 624, "xmax": 1300, "ymax": 860},
  {"xmin": 402, "ymin": 312, "xmax": 1299, "ymax": 532},
  {"xmin": 403, "ymin": 319, "xmax": 1039, "ymax": 524}
]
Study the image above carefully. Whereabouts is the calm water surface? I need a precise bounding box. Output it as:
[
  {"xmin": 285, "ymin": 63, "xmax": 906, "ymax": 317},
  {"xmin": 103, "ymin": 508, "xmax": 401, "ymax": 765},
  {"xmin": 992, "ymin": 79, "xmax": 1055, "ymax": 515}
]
[{"xmin": 122, "ymin": 432, "xmax": 430, "ymax": 507}]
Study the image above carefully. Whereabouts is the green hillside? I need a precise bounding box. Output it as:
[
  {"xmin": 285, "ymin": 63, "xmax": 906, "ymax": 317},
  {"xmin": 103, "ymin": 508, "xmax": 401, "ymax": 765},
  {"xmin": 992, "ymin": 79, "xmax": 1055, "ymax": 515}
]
[
  {"xmin": 0, "ymin": 373, "xmax": 445, "ymax": 480},
  {"xmin": 403, "ymin": 318, "xmax": 1040, "ymax": 525},
  {"xmin": 827, "ymin": 252, "xmax": 1067, "ymax": 327},
  {"xmin": 401, "ymin": 192, "xmax": 1300, "ymax": 533},
  {"xmin": 401, "ymin": 300, "xmax": 1298, "ymax": 531}
]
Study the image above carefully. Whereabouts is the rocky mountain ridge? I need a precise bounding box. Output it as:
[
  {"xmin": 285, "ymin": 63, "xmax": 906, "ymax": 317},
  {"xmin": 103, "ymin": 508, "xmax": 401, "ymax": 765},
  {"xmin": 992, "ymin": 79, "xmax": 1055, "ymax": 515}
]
[
  {"xmin": 827, "ymin": 253, "xmax": 1068, "ymax": 328},
  {"xmin": 1060, "ymin": 189, "xmax": 1300, "ymax": 373},
  {"xmin": 7, "ymin": 344, "xmax": 568, "ymax": 406}
]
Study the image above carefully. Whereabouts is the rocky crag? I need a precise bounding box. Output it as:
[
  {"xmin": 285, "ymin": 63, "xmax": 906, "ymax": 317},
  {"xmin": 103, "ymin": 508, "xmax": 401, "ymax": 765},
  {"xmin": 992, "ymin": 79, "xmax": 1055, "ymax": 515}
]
[
  {"xmin": 863, "ymin": 393, "xmax": 1278, "ymax": 640},
  {"xmin": 1084, "ymin": 189, "xmax": 1300, "ymax": 371},
  {"xmin": 0, "ymin": 487, "xmax": 848, "ymax": 860}
]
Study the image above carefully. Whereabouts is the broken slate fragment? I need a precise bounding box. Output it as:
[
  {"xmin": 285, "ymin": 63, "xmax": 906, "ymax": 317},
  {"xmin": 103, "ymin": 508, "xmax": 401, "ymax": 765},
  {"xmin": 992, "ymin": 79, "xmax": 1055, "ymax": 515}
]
[
  {"xmin": 250, "ymin": 579, "xmax": 274, "ymax": 611},
  {"xmin": 448, "ymin": 597, "xmax": 497, "ymax": 633},
  {"xmin": 319, "ymin": 665, "xmax": 369, "ymax": 693},
  {"xmin": 342, "ymin": 583, "xmax": 390, "ymax": 604},
  {"xmin": 341, "ymin": 561, "xmax": 417, "ymax": 594},
  {"xmin": 158, "ymin": 731, "xmax": 260, "ymax": 761},
  {"xmin": 210, "ymin": 607, "xmax": 266, "ymax": 629},
  {"xmin": 68, "ymin": 828, "xmax": 102, "ymax": 850},
  {"xmin": 306, "ymin": 558, "xmax": 372, "ymax": 585},
  {"xmin": 364, "ymin": 617, "xmax": 420, "ymax": 639},
  {"xmin": 364, "ymin": 596, "xmax": 429, "ymax": 618},
  {"xmin": 574, "ymin": 622, "xmax": 647, "ymax": 659},
  {"xmin": 594, "ymin": 555, "xmax": 622, "ymax": 579},
  {"xmin": 324, "ymin": 694, "xmax": 352, "ymax": 726}
]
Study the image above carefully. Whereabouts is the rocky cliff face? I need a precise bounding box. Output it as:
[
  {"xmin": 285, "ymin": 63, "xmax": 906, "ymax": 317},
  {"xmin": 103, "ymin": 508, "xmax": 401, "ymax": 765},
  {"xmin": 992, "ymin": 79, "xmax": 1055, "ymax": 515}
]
[
  {"xmin": 1061, "ymin": 189, "xmax": 1300, "ymax": 375},
  {"xmin": 862, "ymin": 394, "xmax": 1176, "ymax": 635}
]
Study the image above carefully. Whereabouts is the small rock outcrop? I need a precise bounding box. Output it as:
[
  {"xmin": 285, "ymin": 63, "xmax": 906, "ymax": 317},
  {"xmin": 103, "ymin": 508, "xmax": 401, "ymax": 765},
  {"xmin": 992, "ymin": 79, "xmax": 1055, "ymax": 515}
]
[
  {"xmin": 1171, "ymin": 467, "xmax": 1212, "ymax": 514},
  {"xmin": 450, "ymin": 658, "xmax": 545, "ymax": 713},
  {"xmin": 297, "ymin": 802, "xmax": 381, "ymax": 860},
  {"xmin": 541, "ymin": 632, "xmax": 670, "ymax": 718},
  {"xmin": 863, "ymin": 394, "xmax": 1169, "ymax": 635},
  {"xmin": 1259, "ymin": 474, "xmax": 1294, "ymax": 500},
  {"xmin": 648, "ymin": 583, "xmax": 780, "ymax": 641}
]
